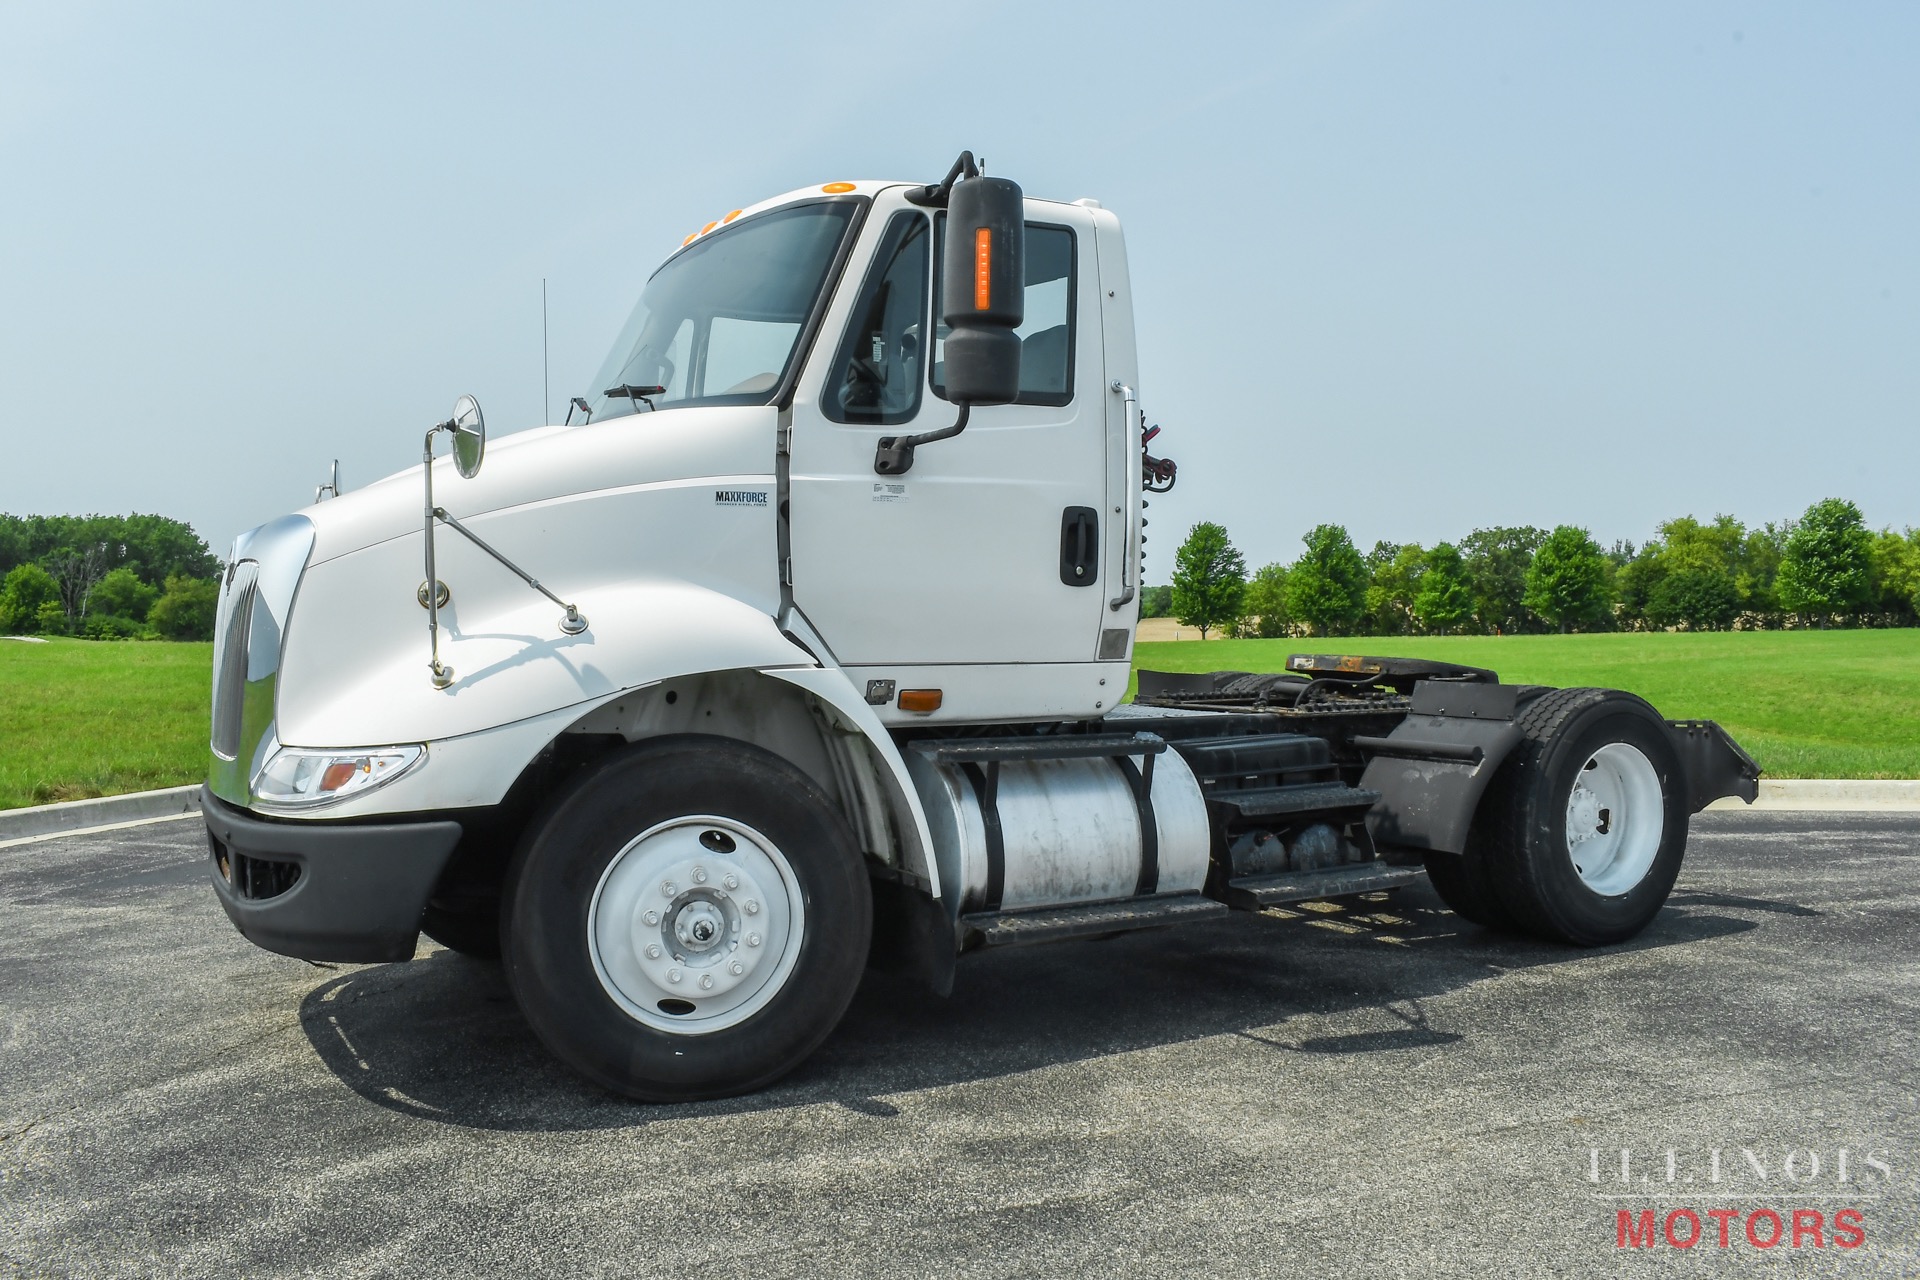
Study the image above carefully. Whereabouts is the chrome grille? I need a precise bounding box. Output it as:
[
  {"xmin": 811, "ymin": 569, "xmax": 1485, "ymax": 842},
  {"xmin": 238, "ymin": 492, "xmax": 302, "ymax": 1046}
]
[{"xmin": 210, "ymin": 561, "xmax": 259, "ymax": 760}]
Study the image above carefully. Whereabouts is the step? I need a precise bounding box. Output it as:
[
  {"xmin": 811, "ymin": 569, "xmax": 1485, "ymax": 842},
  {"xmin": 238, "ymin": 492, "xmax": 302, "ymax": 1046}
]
[
  {"xmin": 911, "ymin": 732, "xmax": 1166, "ymax": 766},
  {"xmin": 960, "ymin": 892, "xmax": 1229, "ymax": 950},
  {"xmin": 1171, "ymin": 733, "xmax": 1334, "ymax": 782},
  {"xmin": 1224, "ymin": 863, "xmax": 1426, "ymax": 909},
  {"xmin": 1210, "ymin": 782, "xmax": 1381, "ymax": 820}
]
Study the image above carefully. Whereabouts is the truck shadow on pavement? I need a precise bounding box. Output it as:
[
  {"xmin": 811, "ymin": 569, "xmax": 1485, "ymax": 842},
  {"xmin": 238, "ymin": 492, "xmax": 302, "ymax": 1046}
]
[{"xmin": 298, "ymin": 884, "xmax": 1762, "ymax": 1133}]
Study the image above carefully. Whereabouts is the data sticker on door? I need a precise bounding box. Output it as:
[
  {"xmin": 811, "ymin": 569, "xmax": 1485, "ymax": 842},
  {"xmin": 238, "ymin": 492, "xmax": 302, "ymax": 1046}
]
[{"xmin": 871, "ymin": 482, "xmax": 908, "ymax": 503}]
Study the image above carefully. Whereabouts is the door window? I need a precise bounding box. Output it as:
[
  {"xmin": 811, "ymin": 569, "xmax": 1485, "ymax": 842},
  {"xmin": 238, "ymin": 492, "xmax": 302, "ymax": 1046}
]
[
  {"xmin": 931, "ymin": 221, "xmax": 1076, "ymax": 406},
  {"xmin": 822, "ymin": 213, "xmax": 929, "ymax": 425}
]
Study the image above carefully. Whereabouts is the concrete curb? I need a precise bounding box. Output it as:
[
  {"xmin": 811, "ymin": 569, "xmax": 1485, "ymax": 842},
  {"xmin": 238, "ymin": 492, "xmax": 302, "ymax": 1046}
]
[
  {"xmin": 0, "ymin": 776, "xmax": 1913, "ymax": 846},
  {"xmin": 1705, "ymin": 779, "xmax": 1920, "ymax": 811},
  {"xmin": 0, "ymin": 785, "xmax": 203, "ymax": 843}
]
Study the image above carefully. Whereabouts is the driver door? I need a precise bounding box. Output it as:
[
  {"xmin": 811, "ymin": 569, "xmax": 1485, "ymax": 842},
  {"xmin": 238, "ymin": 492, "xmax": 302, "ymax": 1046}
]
[{"xmin": 787, "ymin": 196, "xmax": 1112, "ymax": 688}]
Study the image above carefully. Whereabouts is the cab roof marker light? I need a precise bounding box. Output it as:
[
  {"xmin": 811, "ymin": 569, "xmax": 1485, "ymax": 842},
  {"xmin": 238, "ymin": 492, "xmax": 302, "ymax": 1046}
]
[
  {"xmin": 682, "ymin": 232, "xmax": 698, "ymax": 247},
  {"xmin": 722, "ymin": 209, "xmax": 743, "ymax": 223},
  {"xmin": 821, "ymin": 182, "xmax": 856, "ymax": 193},
  {"xmin": 701, "ymin": 221, "xmax": 718, "ymax": 235}
]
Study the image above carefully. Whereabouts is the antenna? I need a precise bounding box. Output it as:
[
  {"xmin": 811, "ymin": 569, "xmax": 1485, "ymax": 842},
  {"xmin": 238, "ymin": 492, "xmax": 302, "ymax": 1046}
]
[{"xmin": 542, "ymin": 278, "xmax": 550, "ymax": 425}]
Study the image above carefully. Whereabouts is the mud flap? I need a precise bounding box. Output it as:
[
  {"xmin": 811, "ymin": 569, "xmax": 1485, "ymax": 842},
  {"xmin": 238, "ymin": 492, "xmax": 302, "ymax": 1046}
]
[
  {"xmin": 1358, "ymin": 681, "xmax": 1525, "ymax": 856},
  {"xmin": 867, "ymin": 875, "xmax": 956, "ymax": 997},
  {"xmin": 1667, "ymin": 720, "xmax": 1761, "ymax": 812}
]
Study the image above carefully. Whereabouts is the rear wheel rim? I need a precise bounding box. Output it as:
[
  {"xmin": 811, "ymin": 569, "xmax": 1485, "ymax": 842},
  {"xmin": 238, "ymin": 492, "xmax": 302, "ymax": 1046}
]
[
  {"xmin": 1563, "ymin": 741, "xmax": 1664, "ymax": 896},
  {"xmin": 587, "ymin": 815, "xmax": 805, "ymax": 1035}
]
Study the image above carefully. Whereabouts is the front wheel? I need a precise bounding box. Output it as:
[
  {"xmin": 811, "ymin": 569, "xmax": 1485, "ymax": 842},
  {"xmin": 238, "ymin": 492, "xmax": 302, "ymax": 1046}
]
[
  {"xmin": 503, "ymin": 736, "xmax": 871, "ymax": 1101},
  {"xmin": 1473, "ymin": 688, "xmax": 1688, "ymax": 946}
]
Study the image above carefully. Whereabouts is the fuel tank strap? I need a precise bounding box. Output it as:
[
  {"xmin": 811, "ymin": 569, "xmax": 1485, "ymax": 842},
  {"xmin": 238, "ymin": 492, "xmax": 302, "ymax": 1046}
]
[
  {"xmin": 957, "ymin": 763, "xmax": 1007, "ymax": 910},
  {"xmin": 1112, "ymin": 754, "xmax": 1160, "ymax": 895}
]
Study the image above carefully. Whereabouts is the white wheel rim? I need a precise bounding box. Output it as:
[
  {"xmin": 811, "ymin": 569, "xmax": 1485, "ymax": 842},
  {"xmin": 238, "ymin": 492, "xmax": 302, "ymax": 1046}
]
[
  {"xmin": 1563, "ymin": 742, "xmax": 1665, "ymax": 896},
  {"xmin": 587, "ymin": 815, "xmax": 805, "ymax": 1035}
]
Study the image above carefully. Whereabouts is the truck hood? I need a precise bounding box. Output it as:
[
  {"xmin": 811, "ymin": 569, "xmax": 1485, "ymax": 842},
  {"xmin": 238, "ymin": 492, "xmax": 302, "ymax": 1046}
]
[{"xmin": 287, "ymin": 405, "xmax": 779, "ymax": 568}]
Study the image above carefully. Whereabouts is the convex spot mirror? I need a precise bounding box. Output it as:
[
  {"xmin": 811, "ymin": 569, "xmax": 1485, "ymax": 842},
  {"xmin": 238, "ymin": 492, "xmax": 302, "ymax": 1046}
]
[
  {"xmin": 451, "ymin": 394, "xmax": 485, "ymax": 479},
  {"xmin": 941, "ymin": 176, "xmax": 1025, "ymax": 406}
]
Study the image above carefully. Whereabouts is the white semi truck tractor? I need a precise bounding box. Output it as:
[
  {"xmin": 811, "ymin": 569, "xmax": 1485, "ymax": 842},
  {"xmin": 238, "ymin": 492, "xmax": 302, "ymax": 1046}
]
[{"xmin": 202, "ymin": 154, "xmax": 1760, "ymax": 1100}]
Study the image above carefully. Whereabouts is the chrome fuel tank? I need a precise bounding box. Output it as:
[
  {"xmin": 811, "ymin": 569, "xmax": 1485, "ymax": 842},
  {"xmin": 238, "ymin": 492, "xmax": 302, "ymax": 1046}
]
[{"xmin": 902, "ymin": 743, "xmax": 1210, "ymax": 914}]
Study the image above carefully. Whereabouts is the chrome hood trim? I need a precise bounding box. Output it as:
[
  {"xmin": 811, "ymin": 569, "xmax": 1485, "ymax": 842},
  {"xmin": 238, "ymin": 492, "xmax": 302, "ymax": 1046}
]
[{"xmin": 208, "ymin": 514, "xmax": 315, "ymax": 806}]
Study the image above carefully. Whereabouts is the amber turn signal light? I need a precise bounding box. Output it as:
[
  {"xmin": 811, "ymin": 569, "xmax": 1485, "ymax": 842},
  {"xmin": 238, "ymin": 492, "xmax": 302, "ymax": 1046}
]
[
  {"xmin": 974, "ymin": 227, "xmax": 992, "ymax": 310},
  {"xmin": 897, "ymin": 689, "xmax": 943, "ymax": 713}
]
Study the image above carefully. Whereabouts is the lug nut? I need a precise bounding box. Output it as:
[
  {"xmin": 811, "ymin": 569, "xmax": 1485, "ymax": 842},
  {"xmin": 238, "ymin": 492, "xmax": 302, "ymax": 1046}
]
[
  {"xmin": 692, "ymin": 866, "xmax": 708, "ymax": 884},
  {"xmin": 723, "ymin": 874, "xmax": 739, "ymax": 891},
  {"xmin": 642, "ymin": 910, "xmax": 660, "ymax": 926},
  {"xmin": 728, "ymin": 960, "xmax": 745, "ymax": 975},
  {"xmin": 747, "ymin": 933, "xmax": 761, "ymax": 948},
  {"xmin": 661, "ymin": 881, "xmax": 677, "ymax": 898},
  {"xmin": 744, "ymin": 899, "xmax": 760, "ymax": 915},
  {"xmin": 667, "ymin": 969, "xmax": 683, "ymax": 984},
  {"xmin": 699, "ymin": 974, "xmax": 714, "ymax": 990},
  {"xmin": 645, "ymin": 944, "xmax": 662, "ymax": 959}
]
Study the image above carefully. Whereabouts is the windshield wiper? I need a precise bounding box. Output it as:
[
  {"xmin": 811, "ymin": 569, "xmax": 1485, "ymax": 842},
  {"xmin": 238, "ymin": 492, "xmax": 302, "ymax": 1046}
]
[{"xmin": 603, "ymin": 384, "xmax": 666, "ymax": 412}]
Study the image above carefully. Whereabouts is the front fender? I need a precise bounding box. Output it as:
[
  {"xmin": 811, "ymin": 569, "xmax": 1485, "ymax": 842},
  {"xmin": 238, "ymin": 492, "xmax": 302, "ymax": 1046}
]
[
  {"xmin": 277, "ymin": 570, "xmax": 811, "ymax": 748},
  {"xmin": 766, "ymin": 666, "xmax": 942, "ymax": 901}
]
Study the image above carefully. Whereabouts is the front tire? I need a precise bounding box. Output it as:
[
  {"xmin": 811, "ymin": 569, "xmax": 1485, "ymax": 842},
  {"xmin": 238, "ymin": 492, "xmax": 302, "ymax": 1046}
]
[
  {"xmin": 503, "ymin": 736, "xmax": 871, "ymax": 1101},
  {"xmin": 421, "ymin": 897, "xmax": 502, "ymax": 959},
  {"xmin": 1476, "ymin": 688, "xmax": 1688, "ymax": 946}
]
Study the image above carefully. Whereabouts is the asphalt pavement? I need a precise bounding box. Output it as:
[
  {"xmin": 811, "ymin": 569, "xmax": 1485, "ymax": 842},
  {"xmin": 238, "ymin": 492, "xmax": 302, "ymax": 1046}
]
[{"xmin": 2, "ymin": 810, "xmax": 1916, "ymax": 1278}]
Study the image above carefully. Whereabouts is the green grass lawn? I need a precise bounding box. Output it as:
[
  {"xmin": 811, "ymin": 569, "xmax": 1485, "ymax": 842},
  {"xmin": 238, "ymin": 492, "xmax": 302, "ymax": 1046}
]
[
  {"xmin": 1133, "ymin": 630, "xmax": 1920, "ymax": 781},
  {"xmin": 0, "ymin": 638, "xmax": 212, "ymax": 810},
  {"xmin": 1, "ymin": 630, "xmax": 1916, "ymax": 811}
]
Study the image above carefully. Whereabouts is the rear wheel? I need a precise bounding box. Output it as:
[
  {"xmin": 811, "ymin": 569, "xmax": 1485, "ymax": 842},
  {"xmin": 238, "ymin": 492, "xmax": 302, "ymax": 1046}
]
[
  {"xmin": 1421, "ymin": 844, "xmax": 1518, "ymax": 931},
  {"xmin": 503, "ymin": 736, "xmax": 870, "ymax": 1101},
  {"xmin": 1476, "ymin": 688, "xmax": 1687, "ymax": 946}
]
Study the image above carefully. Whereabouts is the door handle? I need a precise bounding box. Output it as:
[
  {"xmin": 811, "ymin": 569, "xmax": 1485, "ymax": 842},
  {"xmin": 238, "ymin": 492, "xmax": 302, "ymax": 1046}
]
[
  {"xmin": 1060, "ymin": 507, "xmax": 1098, "ymax": 587},
  {"xmin": 1109, "ymin": 382, "xmax": 1139, "ymax": 610}
]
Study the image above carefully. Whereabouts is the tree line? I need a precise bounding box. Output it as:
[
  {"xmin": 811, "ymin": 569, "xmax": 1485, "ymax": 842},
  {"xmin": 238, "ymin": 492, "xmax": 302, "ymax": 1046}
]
[
  {"xmin": 0, "ymin": 514, "xmax": 223, "ymax": 641},
  {"xmin": 1147, "ymin": 498, "xmax": 1919, "ymax": 639}
]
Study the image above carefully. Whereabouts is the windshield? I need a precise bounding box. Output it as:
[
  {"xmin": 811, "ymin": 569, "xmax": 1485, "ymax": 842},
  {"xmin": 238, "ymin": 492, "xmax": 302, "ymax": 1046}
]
[{"xmin": 585, "ymin": 200, "xmax": 860, "ymax": 421}]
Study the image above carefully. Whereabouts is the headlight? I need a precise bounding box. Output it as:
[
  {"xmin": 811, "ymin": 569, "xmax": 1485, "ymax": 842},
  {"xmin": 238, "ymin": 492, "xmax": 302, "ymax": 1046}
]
[{"xmin": 251, "ymin": 744, "xmax": 425, "ymax": 809}]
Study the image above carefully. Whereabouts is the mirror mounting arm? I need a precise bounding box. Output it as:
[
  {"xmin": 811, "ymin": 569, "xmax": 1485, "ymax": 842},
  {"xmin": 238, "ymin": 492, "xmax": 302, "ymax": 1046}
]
[
  {"xmin": 904, "ymin": 151, "xmax": 980, "ymax": 208},
  {"xmin": 421, "ymin": 395, "xmax": 486, "ymax": 687},
  {"xmin": 422, "ymin": 423, "xmax": 456, "ymax": 687},
  {"xmin": 873, "ymin": 404, "xmax": 968, "ymax": 476},
  {"xmin": 432, "ymin": 507, "xmax": 589, "ymax": 636}
]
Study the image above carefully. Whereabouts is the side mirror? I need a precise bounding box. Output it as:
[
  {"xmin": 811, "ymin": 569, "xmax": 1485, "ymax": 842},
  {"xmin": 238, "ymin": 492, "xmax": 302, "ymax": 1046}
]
[
  {"xmin": 874, "ymin": 159, "xmax": 1025, "ymax": 476},
  {"xmin": 451, "ymin": 394, "xmax": 486, "ymax": 479},
  {"xmin": 941, "ymin": 176, "xmax": 1024, "ymax": 405}
]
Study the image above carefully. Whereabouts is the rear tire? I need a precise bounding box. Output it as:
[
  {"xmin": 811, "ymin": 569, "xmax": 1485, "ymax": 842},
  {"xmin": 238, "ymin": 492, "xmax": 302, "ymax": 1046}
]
[
  {"xmin": 1476, "ymin": 688, "xmax": 1687, "ymax": 946},
  {"xmin": 1422, "ymin": 845, "xmax": 1519, "ymax": 931},
  {"xmin": 503, "ymin": 736, "xmax": 871, "ymax": 1101}
]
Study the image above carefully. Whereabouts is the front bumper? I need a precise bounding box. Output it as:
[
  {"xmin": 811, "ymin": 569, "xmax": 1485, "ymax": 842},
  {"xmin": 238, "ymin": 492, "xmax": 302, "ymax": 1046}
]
[{"xmin": 202, "ymin": 790, "xmax": 464, "ymax": 963}]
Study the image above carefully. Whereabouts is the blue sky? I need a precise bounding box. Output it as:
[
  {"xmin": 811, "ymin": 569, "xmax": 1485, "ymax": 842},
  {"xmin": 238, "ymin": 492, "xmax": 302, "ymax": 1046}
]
[{"xmin": 2, "ymin": 2, "xmax": 1915, "ymax": 569}]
